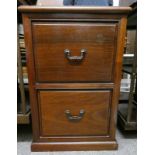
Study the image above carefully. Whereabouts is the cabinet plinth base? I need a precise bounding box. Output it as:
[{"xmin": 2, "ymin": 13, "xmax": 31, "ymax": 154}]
[{"xmin": 31, "ymin": 141, "xmax": 118, "ymax": 152}]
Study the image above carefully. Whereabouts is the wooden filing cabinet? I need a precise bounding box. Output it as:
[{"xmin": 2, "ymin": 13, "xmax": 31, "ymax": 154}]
[{"xmin": 19, "ymin": 5, "xmax": 131, "ymax": 151}]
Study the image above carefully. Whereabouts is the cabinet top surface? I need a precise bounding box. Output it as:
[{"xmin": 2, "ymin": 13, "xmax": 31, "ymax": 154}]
[{"xmin": 18, "ymin": 6, "xmax": 131, "ymax": 14}]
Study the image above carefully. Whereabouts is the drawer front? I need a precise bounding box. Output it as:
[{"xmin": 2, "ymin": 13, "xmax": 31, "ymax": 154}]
[
  {"xmin": 38, "ymin": 90, "xmax": 111, "ymax": 137},
  {"xmin": 32, "ymin": 22, "xmax": 117, "ymax": 82}
]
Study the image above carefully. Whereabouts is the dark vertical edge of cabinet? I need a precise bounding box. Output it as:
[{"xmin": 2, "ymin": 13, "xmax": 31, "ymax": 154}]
[
  {"xmin": 22, "ymin": 14, "xmax": 40, "ymax": 140},
  {"xmin": 17, "ymin": 0, "xmax": 31, "ymax": 124},
  {"xmin": 109, "ymin": 17, "xmax": 127, "ymax": 139}
]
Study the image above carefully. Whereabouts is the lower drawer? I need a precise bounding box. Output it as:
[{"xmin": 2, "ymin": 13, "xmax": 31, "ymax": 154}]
[{"xmin": 38, "ymin": 90, "xmax": 112, "ymax": 137}]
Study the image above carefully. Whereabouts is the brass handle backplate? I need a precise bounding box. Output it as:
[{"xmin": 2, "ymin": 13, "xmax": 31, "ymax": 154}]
[
  {"xmin": 65, "ymin": 109, "xmax": 85, "ymax": 122},
  {"xmin": 64, "ymin": 49, "xmax": 87, "ymax": 61}
]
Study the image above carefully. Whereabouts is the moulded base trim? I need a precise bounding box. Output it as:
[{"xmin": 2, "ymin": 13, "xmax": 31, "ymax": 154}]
[{"xmin": 31, "ymin": 140, "xmax": 118, "ymax": 152}]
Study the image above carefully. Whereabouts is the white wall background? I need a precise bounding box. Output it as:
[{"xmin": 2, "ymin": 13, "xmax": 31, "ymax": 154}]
[{"xmin": 113, "ymin": 0, "xmax": 119, "ymax": 6}]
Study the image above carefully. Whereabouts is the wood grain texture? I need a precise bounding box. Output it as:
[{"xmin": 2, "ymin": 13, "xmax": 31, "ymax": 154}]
[
  {"xmin": 31, "ymin": 141, "xmax": 118, "ymax": 151},
  {"xmin": 38, "ymin": 90, "xmax": 111, "ymax": 136},
  {"xmin": 32, "ymin": 22, "xmax": 117, "ymax": 82},
  {"xmin": 18, "ymin": 6, "xmax": 132, "ymax": 14},
  {"xmin": 20, "ymin": 5, "xmax": 131, "ymax": 151},
  {"xmin": 35, "ymin": 83, "xmax": 114, "ymax": 89},
  {"xmin": 22, "ymin": 14, "xmax": 40, "ymax": 141},
  {"xmin": 109, "ymin": 17, "xmax": 128, "ymax": 139}
]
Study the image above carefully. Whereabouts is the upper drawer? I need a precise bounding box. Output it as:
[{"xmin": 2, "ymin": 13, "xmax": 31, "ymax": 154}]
[{"xmin": 32, "ymin": 22, "xmax": 118, "ymax": 82}]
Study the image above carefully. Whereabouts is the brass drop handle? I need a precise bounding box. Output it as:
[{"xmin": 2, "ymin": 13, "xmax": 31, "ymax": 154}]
[
  {"xmin": 65, "ymin": 109, "xmax": 85, "ymax": 122},
  {"xmin": 64, "ymin": 49, "xmax": 87, "ymax": 61}
]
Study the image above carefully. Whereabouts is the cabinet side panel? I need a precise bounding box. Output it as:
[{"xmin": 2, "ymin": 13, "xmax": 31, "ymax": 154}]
[
  {"xmin": 22, "ymin": 14, "xmax": 40, "ymax": 141},
  {"xmin": 109, "ymin": 16, "xmax": 127, "ymax": 139}
]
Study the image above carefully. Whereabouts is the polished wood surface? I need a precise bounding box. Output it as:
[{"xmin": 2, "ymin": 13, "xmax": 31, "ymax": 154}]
[
  {"xmin": 39, "ymin": 90, "xmax": 111, "ymax": 136},
  {"xmin": 18, "ymin": 6, "xmax": 131, "ymax": 13},
  {"xmin": 35, "ymin": 83, "xmax": 114, "ymax": 89},
  {"xmin": 19, "ymin": 6, "xmax": 131, "ymax": 151},
  {"xmin": 31, "ymin": 141, "xmax": 118, "ymax": 151},
  {"xmin": 33, "ymin": 22, "xmax": 117, "ymax": 82}
]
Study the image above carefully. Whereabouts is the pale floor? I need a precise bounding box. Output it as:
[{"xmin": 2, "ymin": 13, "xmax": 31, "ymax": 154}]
[{"xmin": 17, "ymin": 125, "xmax": 137, "ymax": 155}]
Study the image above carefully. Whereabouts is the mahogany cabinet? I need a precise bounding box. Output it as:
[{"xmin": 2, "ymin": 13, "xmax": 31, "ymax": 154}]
[{"xmin": 19, "ymin": 4, "xmax": 131, "ymax": 151}]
